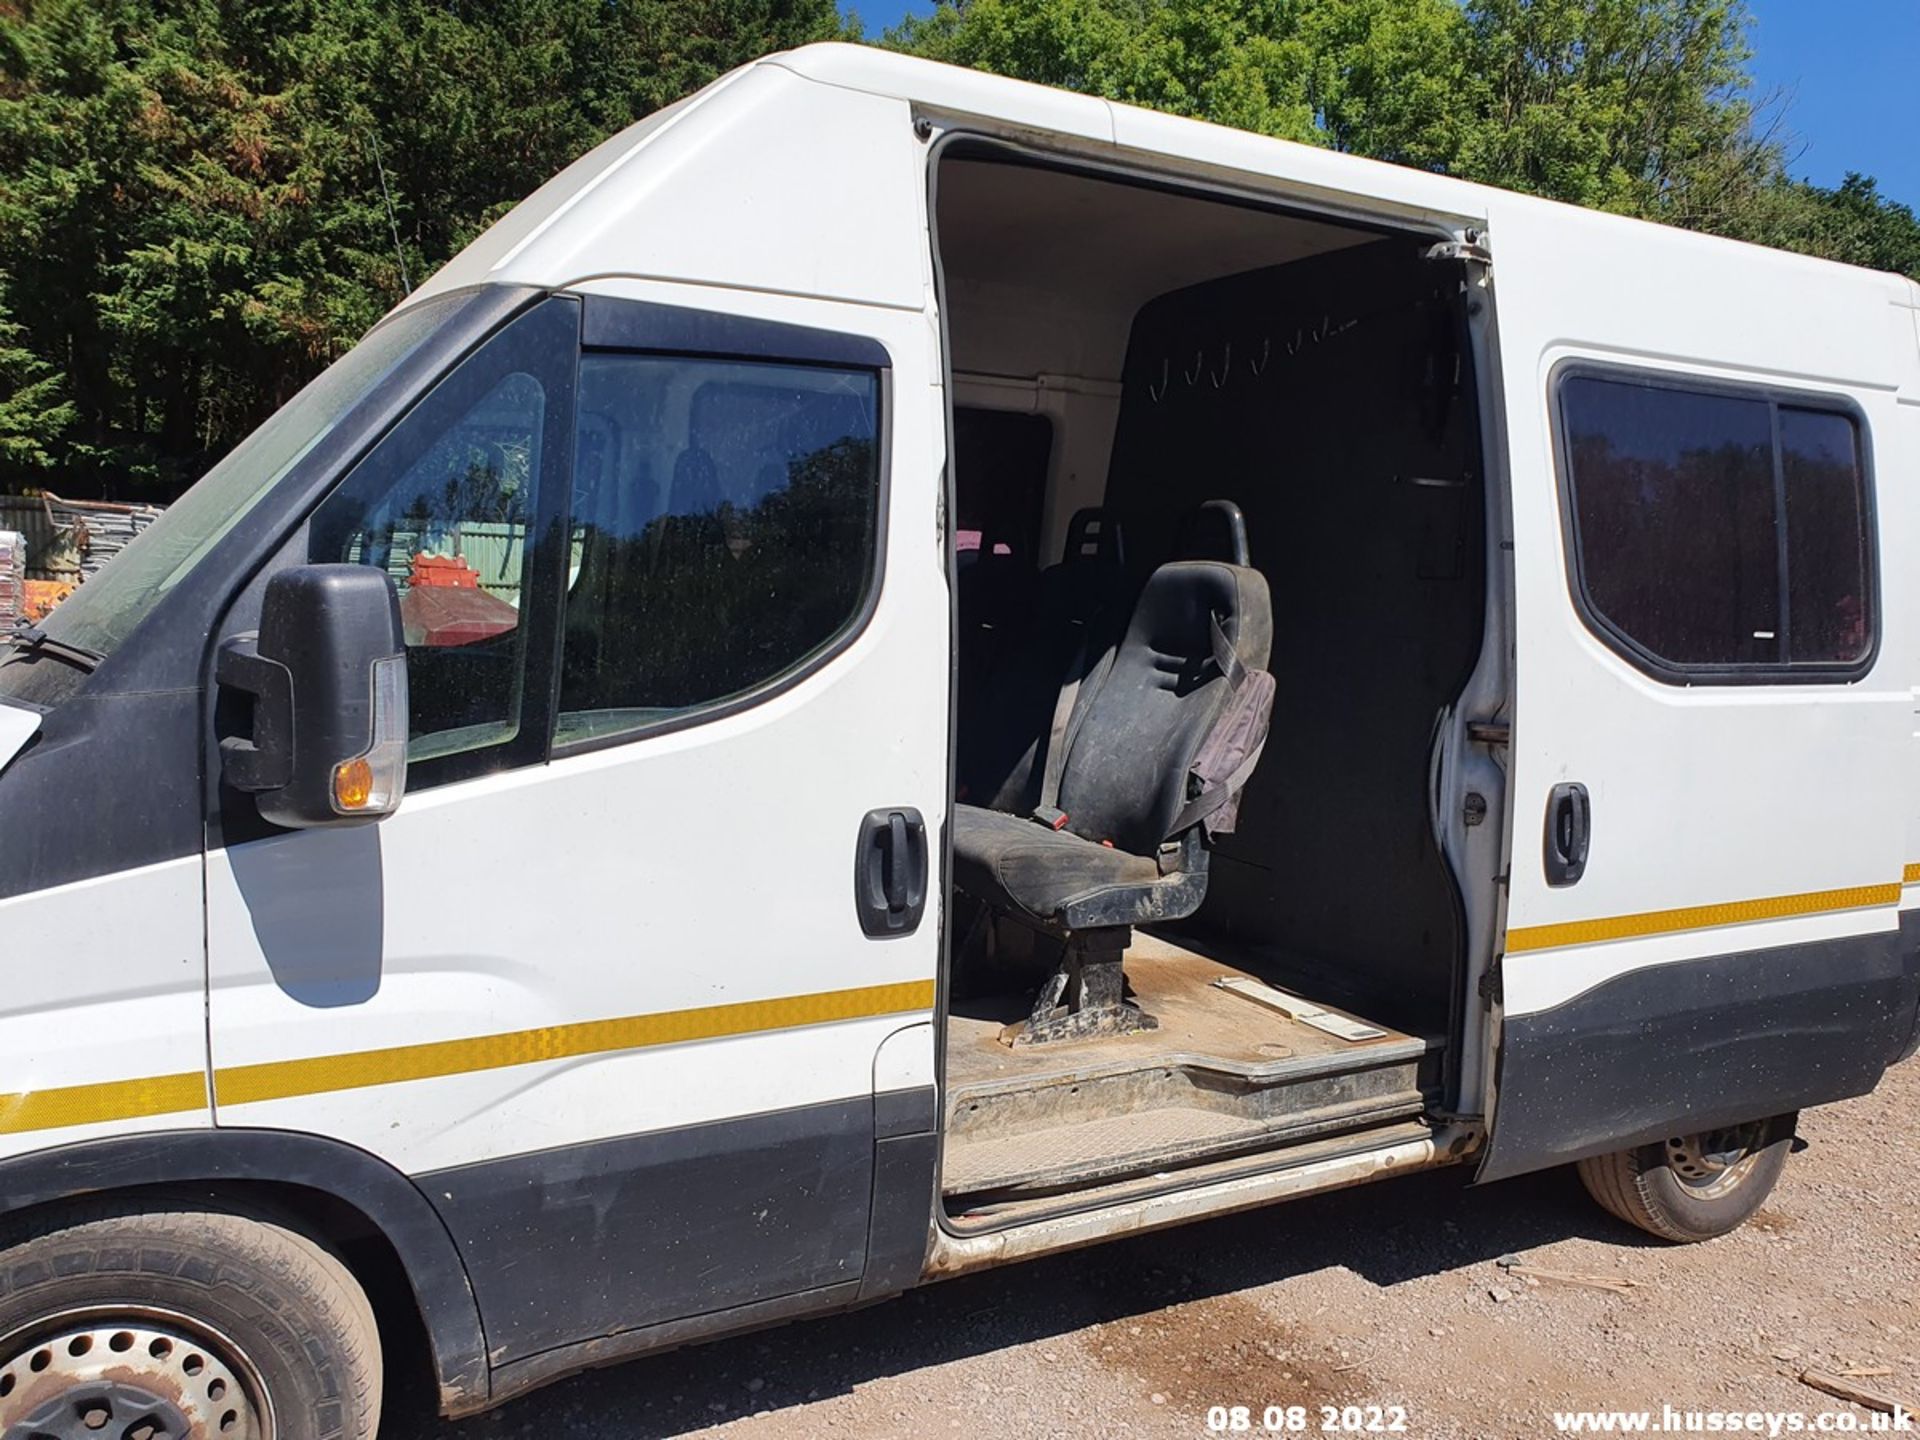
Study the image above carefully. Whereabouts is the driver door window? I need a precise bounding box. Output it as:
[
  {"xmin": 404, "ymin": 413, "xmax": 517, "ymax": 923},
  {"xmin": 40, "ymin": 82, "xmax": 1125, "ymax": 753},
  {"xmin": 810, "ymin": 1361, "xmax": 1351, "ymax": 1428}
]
[
  {"xmin": 557, "ymin": 353, "xmax": 883, "ymax": 748},
  {"xmin": 307, "ymin": 298, "xmax": 576, "ymax": 782}
]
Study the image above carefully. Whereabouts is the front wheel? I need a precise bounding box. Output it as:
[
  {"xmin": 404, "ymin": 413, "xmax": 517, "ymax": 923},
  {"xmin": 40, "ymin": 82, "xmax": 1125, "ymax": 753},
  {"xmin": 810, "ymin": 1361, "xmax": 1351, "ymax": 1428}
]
[
  {"xmin": 1576, "ymin": 1114, "xmax": 1796, "ymax": 1242},
  {"xmin": 0, "ymin": 1201, "xmax": 381, "ymax": 1440}
]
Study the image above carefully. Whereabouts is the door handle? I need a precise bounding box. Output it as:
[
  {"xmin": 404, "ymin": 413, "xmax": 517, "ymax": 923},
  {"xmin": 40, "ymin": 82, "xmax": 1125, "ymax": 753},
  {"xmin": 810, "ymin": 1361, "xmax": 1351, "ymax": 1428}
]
[
  {"xmin": 1544, "ymin": 782, "xmax": 1590, "ymax": 887},
  {"xmin": 856, "ymin": 808, "xmax": 928, "ymax": 938}
]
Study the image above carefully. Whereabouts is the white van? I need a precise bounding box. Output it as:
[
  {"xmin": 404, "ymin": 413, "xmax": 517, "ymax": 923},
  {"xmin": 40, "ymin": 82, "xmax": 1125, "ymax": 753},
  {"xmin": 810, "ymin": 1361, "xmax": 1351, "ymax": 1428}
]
[{"xmin": 2, "ymin": 42, "xmax": 1917, "ymax": 1438}]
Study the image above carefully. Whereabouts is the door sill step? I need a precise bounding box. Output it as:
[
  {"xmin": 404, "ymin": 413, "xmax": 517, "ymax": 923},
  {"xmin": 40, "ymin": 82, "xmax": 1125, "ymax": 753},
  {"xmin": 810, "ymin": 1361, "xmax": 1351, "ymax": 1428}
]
[{"xmin": 939, "ymin": 1118, "xmax": 1465, "ymax": 1238}]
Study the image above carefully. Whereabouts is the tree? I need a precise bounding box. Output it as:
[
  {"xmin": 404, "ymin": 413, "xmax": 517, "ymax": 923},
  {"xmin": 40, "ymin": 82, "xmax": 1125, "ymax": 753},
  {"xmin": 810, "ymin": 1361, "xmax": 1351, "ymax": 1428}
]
[
  {"xmin": 0, "ymin": 272, "xmax": 71, "ymax": 468},
  {"xmin": 1726, "ymin": 172, "xmax": 1920, "ymax": 277},
  {"xmin": 1451, "ymin": 0, "xmax": 1775, "ymax": 225},
  {"xmin": 888, "ymin": 0, "xmax": 1920, "ymax": 277},
  {"xmin": 0, "ymin": 0, "xmax": 849, "ymax": 498}
]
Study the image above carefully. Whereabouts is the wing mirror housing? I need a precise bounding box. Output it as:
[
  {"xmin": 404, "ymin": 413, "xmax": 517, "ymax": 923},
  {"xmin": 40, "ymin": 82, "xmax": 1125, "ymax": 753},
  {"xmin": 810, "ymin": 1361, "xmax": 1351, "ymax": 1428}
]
[{"xmin": 218, "ymin": 564, "xmax": 409, "ymax": 828}]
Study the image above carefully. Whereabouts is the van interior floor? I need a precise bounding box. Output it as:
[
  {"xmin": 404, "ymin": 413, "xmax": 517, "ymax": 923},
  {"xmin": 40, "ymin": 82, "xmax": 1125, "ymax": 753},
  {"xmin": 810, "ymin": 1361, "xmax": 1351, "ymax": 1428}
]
[{"xmin": 941, "ymin": 935, "xmax": 1440, "ymax": 1213}]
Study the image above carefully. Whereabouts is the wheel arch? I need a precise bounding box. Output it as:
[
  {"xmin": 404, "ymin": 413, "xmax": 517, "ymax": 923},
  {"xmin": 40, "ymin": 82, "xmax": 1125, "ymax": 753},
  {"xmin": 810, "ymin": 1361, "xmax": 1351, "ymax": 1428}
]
[{"xmin": 0, "ymin": 1128, "xmax": 490, "ymax": 1415}]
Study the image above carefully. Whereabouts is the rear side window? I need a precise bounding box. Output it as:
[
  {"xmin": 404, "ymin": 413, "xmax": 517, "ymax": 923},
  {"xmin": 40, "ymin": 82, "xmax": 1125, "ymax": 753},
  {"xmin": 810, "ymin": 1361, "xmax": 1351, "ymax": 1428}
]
[
  {"xmin": 556, "ymin": 354, "xmax": 882, "ymax": 747},
  {"xmin": 1557, "ymin": 372, "xmax": 1873, "ymax": 679}
]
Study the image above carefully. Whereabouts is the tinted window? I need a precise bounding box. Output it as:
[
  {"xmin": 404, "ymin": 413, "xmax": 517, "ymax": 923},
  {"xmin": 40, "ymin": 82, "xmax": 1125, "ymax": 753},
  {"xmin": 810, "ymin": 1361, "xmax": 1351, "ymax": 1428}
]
[
  {"xmin": 310, "ymin": 299, "xmax": 574, "ymax": 768},
  {"xmin": 557, "ymin": 354, "xmax": 880, "ymax": 745},
  {"xmin": 1560, "ymin": 374, "xmax": 1871, "ymax": 676},
  {"xmin": 1781, "ymin": 407, "xmax": 1870, "ymax": 663}
]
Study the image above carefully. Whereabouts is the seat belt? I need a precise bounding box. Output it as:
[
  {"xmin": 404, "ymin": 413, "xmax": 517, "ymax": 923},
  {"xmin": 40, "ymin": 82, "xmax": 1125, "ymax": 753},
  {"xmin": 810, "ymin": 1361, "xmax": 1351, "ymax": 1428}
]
[
  {"xmin": 1163, "ymin": 613, "xmax": 1274, "ymax": 841},
  {"xmin": 1032, "ymin": 624, "xmax": 1092, "ymax": 831}
]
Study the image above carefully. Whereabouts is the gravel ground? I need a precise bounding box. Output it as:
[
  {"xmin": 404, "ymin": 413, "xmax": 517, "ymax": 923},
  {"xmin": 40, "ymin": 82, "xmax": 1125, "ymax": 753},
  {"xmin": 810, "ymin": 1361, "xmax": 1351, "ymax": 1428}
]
[{"xmin": 389, "ymin": 1056, "xmax": 1920, "ymax": 1439}]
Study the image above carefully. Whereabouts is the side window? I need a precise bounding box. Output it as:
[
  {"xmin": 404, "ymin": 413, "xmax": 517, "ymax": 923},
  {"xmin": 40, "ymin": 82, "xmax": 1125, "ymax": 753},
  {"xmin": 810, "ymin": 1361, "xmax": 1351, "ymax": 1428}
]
[
  {"xmin": 309, "ymin": 298, "xmax": 576, "ymax": 773},
  {"xmin": 1558, "ymin": 372, "xmax": 1873, "ymax": 678},
  {"xmin": 557, "ymin": 354, "xmax": 882, "ymax": 746},
  {"xmin": 1781, "ymin": 406, "xmax": 1871, "ymax": 663}
]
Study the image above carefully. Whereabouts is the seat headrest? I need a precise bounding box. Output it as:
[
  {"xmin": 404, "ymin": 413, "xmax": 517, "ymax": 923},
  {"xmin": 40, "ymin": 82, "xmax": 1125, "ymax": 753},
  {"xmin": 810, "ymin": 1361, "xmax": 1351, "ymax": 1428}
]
[
  {"xmin": 1179, "ymin": 500, "xmax": 1251, "ymax": 566},
  {"xmin": 1062, "ymin": 507, "xmax": 1124, "ymax": 569},
  {"xmin": 1131, "ymin": 560, "xmax": 1273, "ymax": 675}
]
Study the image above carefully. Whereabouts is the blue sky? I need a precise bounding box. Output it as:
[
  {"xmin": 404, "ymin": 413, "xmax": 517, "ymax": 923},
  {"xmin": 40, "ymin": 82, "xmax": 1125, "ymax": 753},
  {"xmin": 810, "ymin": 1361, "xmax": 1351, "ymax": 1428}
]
[{"xmin": 841, "ymin": 0, "xmax": 1918, "ymax": 209}]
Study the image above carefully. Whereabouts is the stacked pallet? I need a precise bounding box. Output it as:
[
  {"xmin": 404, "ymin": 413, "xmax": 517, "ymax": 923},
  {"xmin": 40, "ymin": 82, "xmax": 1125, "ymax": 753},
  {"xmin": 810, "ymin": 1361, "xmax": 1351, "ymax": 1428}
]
[
  {"xmin": 0, "ymin": 530, "xmax": 25, "ymax": 627},
  {"xmin": 43, "ymin": 493, "xmax": 164, "ymax": 578}
]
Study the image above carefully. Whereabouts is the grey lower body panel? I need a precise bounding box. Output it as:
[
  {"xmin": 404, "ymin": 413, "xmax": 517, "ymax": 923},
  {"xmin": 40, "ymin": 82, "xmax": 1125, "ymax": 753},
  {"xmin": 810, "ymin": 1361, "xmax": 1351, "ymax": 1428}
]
[
  {"xmin": 1478, "ymin": 917, "xmax": 1920, "ymax": 1182},
  {"xmin": 422, "ymin": 1088, "xmax": 937, "ymax": 1369}
]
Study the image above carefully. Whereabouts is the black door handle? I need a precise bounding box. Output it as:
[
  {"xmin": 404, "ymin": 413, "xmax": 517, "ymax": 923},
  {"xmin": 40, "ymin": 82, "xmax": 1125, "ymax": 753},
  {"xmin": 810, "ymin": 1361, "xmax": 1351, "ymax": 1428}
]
[
  {"xmin": 1544, "ymin": 782, "xmax": 1590, "ymax": 887},
  {"xmin": 856, "ymin": 808, "xmax": 928, "ymax": 938}
]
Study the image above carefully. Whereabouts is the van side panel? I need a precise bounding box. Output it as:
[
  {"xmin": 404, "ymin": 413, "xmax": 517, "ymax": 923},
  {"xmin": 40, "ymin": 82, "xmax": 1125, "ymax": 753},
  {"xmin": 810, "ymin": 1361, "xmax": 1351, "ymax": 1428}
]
[
  {"xmin": 0, "ymin": 854, "xmax": 209, "ymax": 1159},
  {"xmin": 1482, "ymin": 197, "xmax": 1920, "ymax": 1180},
  {"xmin": 407, "ymin": 65, "xmax": 928, "ymax": 315}
]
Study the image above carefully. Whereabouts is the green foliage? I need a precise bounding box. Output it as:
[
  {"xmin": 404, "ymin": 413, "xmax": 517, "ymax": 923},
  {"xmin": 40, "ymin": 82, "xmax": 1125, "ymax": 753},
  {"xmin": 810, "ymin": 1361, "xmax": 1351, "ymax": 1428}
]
[
  {"xmin": 891, "ymin": 0, "xmax": 1919, "ymax": 269},
  {"xmin": 1723, "ymin": 172, "xmax": 1920, "ymax": 276},
  {"xmin": 0, "ymin": 0, "xmax": 847, "ymax": 497},
  {"xmin": 0, "ymin": 0, "xmax": 1914, "ymax": 499}
]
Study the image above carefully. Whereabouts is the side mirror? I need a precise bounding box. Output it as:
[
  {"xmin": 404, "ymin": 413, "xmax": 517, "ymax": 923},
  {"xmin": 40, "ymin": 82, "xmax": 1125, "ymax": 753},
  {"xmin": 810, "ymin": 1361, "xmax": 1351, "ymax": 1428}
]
[{"xmin": 218, "ymin": 564, "xmax": 409, "ymax": 828}]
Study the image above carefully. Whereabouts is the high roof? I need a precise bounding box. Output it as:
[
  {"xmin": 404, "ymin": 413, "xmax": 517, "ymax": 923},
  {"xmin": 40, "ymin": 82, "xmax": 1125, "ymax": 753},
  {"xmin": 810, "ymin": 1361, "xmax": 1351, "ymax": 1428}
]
[
  {"xmin": 401, "ymin": 40, "xmax": 1917, "ymax": 319},
  {"xmin": 764, "ymin": 41, "xmax": 1497, "ymax": 226}
]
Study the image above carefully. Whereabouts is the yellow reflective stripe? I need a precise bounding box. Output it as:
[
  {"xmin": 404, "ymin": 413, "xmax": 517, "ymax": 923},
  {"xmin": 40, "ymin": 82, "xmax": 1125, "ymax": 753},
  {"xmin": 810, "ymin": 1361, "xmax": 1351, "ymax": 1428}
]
[
  {"xmin": 1903, "ymin": 863, "xmax": 1920, "ymax": 885},
  {"xmin": 0, "ymin": 980, "xmax": 935, "ymax": 1136},
  {"xmin": 1506, "ymin": 883, "xmax": 1901, "ymax": 955},
  {"xmin": 0, "ymin": 1070, "xmax": 207, "ymax": 1136},
  {"xmin": 214, "ymin": 979, "xmax": 937, "ymax": 1107}
]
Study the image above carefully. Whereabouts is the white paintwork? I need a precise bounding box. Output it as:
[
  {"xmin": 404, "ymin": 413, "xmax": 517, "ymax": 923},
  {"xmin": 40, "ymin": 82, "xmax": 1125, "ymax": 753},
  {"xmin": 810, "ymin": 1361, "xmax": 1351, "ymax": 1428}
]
[
  {"xmin": 1505, "ymin": 900, "xmax": 1905, "ymax": 1018},
  {"xmin": 0, "ymin": 856, "xmax": 209, "ymax": 1160},
  {"xmin": 769, "ymin": 44, "xmax": 1115, "ymax": 144},
  {"xmin": 1489, "ymin": 195, "xmax": 1920, "ymax": 1034},
  {"xmin": 872, "ymin": 1021, "xmax": 936, "ymax": 1096},
  {"xmin": 207, "ymin": 287, "xmax": 947, "ymax": 1176},
  {"xmin": 0, "ymin": 702, "xmax": 37, "ymax": 776},
  {"xmin": 409, "ymin": 64, "xmax": 929, "ymax": 315}
]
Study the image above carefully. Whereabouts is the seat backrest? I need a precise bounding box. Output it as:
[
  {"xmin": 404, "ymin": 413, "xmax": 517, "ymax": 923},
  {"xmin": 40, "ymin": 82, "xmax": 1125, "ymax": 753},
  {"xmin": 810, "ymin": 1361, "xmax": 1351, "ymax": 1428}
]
[
  {"xmin": 1055, "ymin": 560, "xmax": 1273, "ymax": 856},
  {"xmin": 956, "ymin": 510, "xmax": 1134, "ymax": 813}
]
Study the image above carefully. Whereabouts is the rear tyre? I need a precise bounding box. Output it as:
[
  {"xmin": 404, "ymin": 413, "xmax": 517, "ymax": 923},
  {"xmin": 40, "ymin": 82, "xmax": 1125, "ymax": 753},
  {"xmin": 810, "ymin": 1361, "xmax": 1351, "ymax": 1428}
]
[
  {"xmin": 1576, "ymin": 1114, "xmax": 1796, "ymax": 1243},
  {"xmin": 0, "ymin": 1200, "xmax": 381, "ymax": 1440}
]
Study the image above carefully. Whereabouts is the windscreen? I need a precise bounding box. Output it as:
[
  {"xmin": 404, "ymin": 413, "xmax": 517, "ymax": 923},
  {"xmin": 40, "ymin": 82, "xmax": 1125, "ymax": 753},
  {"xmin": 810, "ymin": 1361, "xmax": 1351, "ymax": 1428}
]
[{"xmin": 0, "ymin": 293, "xmax": 470, "ymax": 707}]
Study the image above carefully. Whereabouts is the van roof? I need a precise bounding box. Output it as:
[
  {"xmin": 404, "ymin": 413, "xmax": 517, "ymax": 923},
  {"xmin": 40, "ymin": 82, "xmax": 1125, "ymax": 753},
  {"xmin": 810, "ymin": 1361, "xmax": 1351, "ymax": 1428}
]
[
  {"xmin": 764, "ymin": 41, "xmax": 1500, "ymax": 223},
  {"xmin": 402, "ymin": 41, "xmax": 1919, "ymax": 315}
]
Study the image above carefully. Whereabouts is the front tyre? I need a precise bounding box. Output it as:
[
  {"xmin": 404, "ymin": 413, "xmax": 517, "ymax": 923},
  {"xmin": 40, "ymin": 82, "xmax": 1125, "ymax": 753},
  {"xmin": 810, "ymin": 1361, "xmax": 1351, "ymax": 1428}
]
[
  {"xmin": 1576, "ymin": 1114, "xmax": 1796, "ymax": 1243},
  {"xmin": 0, "ymin": 1202, "xmax": 381, "ymax": 1440}
]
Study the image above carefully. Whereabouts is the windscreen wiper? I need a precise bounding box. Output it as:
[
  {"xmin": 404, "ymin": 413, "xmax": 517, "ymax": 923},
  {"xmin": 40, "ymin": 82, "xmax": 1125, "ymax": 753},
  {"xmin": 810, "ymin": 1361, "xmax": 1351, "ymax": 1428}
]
[{"xmin": 6, "ymin": 618, "xmax": 103, "ymax": 673}]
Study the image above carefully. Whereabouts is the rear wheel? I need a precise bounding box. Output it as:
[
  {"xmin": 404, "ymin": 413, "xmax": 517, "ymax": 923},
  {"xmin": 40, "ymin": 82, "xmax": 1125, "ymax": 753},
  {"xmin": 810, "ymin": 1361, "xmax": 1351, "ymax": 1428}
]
[
  {"xmin": 0, "ymin": 1201, "xmax": 381, "ymax": 1440},
  {"xmin": 1576, "ymin": 1114, "xmax": 1795, "ymax": 1242}
]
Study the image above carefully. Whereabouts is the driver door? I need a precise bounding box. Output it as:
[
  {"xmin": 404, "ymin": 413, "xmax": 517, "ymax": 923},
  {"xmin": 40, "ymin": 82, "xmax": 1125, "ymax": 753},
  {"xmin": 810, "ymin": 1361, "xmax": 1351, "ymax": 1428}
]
[{"xmin": 204, "ymin": 289, "xmax": 947, "ymax": 1363}]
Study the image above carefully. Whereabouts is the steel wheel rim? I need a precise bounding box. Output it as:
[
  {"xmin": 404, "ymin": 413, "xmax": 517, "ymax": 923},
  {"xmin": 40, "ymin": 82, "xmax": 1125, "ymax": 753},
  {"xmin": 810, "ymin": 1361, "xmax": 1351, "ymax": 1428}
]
[
  {"xmin": 0, "ymin": 1306, "xmax": 272, "ymax": 1440},
  {"xmin": 1664, "ymin": 1122, "xmax": 1767, "ymax": 1199}
]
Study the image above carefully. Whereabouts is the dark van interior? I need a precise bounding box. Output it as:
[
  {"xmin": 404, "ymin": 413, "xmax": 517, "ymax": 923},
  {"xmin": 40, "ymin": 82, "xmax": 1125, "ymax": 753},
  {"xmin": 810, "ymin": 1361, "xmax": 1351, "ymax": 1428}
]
[{"xmin": 933, "ymin": 147, "xmax": 1492, "ymax": 1227}]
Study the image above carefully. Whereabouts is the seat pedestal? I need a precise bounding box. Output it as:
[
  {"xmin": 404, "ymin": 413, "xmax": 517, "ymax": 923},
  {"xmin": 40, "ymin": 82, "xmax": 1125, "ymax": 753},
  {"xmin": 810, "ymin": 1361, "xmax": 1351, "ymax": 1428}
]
[{"xmin": 1005, "ymin": 926, "xmax": 1158, "ymax": 1046}]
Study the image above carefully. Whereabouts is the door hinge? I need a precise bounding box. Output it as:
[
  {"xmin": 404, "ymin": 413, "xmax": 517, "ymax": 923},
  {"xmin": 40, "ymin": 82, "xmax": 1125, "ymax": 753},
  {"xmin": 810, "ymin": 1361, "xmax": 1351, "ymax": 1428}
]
[
  {"xmin": 1425, "ymin": 235, "xmax": 1492, "ymax": 267},
  {"xmin": 1477, "ymin": 957, "xmax": 1503, "ymax": 1005},
  {"xmin": 1467, "ymin": 720, "xmax": 1510, "ymax": 747}
]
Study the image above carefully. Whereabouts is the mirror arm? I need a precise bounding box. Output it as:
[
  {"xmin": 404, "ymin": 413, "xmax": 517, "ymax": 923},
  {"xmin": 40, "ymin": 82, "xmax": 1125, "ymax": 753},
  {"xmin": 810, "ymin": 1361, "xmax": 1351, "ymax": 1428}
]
[{"xmin": 216, "ymin": 634, "xmax": 294, "ymax": 793}]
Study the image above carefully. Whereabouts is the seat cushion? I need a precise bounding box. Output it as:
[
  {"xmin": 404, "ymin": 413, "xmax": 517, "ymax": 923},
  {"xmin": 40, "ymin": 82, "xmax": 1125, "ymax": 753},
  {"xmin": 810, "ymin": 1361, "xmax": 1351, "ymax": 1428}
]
[{"xmin": 954, "ymin": 804, "xmax": 1195, "ymax": 931}]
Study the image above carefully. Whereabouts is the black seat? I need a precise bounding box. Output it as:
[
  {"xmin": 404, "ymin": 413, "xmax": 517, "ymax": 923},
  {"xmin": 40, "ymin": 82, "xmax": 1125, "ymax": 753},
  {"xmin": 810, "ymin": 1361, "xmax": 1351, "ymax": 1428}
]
[
  {"xmin": 955, "ymin": 508, "xmax": 1133, "ymax": 813},
  {"xmin": 952, "ymin": 557, "xmax": 1274, "ymax": 1043}
]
